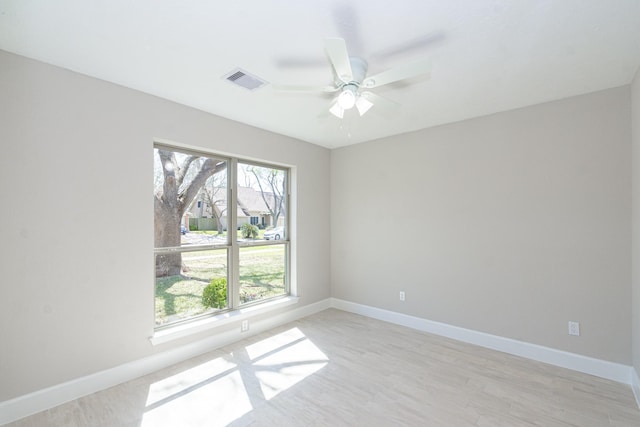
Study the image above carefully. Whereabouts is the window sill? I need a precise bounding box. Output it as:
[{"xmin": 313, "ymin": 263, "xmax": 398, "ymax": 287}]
[{"xmin": 150, "ymin": 296, "xmax": 299, "ymax": 346}]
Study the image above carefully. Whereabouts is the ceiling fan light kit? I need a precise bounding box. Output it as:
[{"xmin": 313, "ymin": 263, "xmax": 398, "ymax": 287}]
[
  {"xmin": 337, "ymin": 84, "xmax": 358, "ymax": 109},
  {"xmin": 329, "ymin": 101, "xmax": 345, "ymax": 119},
  {"xmin": 355, "ymin": 95, "xmax": 373, "ymax": 116},
  {"xmin": 329, "ymin": 85, "xmax": 374, "ymax": 118}
]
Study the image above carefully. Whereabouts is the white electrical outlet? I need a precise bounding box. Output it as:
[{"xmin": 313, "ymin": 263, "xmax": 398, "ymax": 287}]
[
  {"xmin": 568, "ymin": 321, "xmax": 580, "ymax": 336},
  {"xmin": 241, "ymin": 320, "xmax": 249, "ymax": 332},
  {"xmin": 399, "ymin": 291, "xmax": 405, "ymax": 301}
]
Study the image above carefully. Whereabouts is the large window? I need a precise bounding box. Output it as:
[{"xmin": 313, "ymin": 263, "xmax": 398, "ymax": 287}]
[{"xmin": 153, "ymin": 145, "xmax": 289, "ymax": 328}]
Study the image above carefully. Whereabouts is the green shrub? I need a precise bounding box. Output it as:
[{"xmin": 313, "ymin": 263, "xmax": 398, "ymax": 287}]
[
  {"xmin": 202, "ymin": 278, "xmax": 227, "ymax": 309},
  {"xmin": 240, "ymin": 223, "xmax": 259, "ymax": 239}
]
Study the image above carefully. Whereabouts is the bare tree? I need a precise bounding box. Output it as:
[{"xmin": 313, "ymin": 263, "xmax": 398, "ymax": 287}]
[
  {"xmin": 246, "ymin": 166, "xmax": 286, "ymax": 228},
  {"xmin": 200, "ymin": 172, "xmax": 227, "ymax": 234},
  {"xmin": 154, "ymin": 149, "xmax": 226, "ymax": 276}
]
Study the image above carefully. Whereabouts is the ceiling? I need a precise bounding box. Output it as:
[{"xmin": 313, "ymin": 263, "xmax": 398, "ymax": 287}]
[{"xmin": 1, "ymin": 1, "xmax": 640, "ymax": 149}]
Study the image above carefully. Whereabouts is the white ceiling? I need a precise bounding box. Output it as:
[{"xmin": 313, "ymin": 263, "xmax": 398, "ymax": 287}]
[{"xmin": 1, "ymin": 1, "xmax": 640, "ymax": 149}]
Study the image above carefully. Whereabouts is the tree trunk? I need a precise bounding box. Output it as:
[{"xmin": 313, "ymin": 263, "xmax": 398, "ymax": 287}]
[
  {"xmin": 213, "ymin": 210, "xmax": 224, "ymax": 235},
  {"xmin": 154, "ymin": 200, "xmax": 182, "ymax": 276},
  {"xmin": 154, "ymin": 149, "xmax": 227, "ymax": 276}
]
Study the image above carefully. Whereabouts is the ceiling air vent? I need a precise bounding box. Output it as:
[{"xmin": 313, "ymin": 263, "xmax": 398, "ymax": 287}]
[{"xmin": 223, "ymin": 68, "xmax": 268, "ymax": 91}]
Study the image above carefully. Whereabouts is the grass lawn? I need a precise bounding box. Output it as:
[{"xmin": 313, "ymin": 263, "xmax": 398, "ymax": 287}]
[{"xmin": 155, "ymin": 246, "xmax": 285, "ymax": 326}]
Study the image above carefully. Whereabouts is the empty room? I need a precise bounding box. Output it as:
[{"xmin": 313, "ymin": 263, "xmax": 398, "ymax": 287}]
[{"xmin": 2, "ymin": 1, "xmax": 640, "ymax": 426}]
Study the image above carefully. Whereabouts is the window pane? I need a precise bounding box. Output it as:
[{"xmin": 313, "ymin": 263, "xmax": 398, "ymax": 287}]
[
  {"xmin": 239, "ymin": 245, "xmax": 286, "ymax": 304},
  {"xmin": 154, "ymin": 147, "xmax": 228, "ymax": 249},
  {"xmin": 154, "ymin": 145, "xmax": 291, "ymax": 328},
  {"xmin": 237, "ymin": 163, "xmax": 287, "ymax": 242},
  {"xmin": 155, "ymin": 249, "xmax": 228, "ymax": 326}
]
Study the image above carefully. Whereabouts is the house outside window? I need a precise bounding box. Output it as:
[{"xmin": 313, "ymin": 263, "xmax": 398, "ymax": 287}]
[{"xmin": 153, "ymin": 144, "xmax": 289, "ymax": 328}]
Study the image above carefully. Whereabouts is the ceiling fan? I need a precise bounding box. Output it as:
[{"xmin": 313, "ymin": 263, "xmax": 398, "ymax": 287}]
[{"xmin": 275, "ymin": 37, "xmax": 432, "ymax": 119}]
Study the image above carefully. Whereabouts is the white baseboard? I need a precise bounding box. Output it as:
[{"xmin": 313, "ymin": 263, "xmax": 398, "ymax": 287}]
[
  {"xmin": 330, "ymin": 298, "xmax": 633, "ymax": 386},
  {"xmin": 632, "ymin": 367, "xmax": 640, "ymax": 409},
  {"xmin": 0, "ymin": 298, "xmax": 331, "ymax": 426}
]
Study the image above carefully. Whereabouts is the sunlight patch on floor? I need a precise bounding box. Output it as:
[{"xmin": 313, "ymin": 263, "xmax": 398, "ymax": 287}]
[
  {"xmin": 245, "ymin": 327, "xmax": 307, "ymax": 360},
  {"xmin": 141, "ymin": 327, "xmax": 329, "ymax": 426},
  {"xmin": 145, "ymin": 357, "xmax": 237, "ymax": 407},
  {"xmin": 252, "ymin": 329, "xmax": 329, "ymax": 400},
  {"xmin": 142, "ymin": 369, "xmax": 252, "ymax": 426}
]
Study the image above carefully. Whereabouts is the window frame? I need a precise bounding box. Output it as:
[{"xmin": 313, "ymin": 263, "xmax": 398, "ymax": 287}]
[{"xmin": 153, "ymin": 143, "xmax": 291, "ymax": 332}]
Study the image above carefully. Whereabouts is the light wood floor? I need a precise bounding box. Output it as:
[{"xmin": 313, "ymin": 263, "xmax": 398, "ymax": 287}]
[{"xmin": 8, "ymin": 309, "xmax": 640, "ymax": 426}]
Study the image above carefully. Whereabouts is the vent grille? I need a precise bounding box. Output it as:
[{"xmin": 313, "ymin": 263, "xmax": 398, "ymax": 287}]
[{"xmin": 223, "ymin": 68, "xmax": 267, "ymax": 91}]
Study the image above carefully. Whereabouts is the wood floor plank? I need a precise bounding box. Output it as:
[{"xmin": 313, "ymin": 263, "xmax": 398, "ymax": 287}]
[{"xmin": 7, "ymin": 309, "xmax": 640, "ymax": 426}]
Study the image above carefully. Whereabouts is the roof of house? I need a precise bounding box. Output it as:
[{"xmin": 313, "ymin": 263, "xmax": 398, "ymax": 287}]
[
  {"xmin": 237, "ymin": 186, "xmax": 274, "ymax": 215},
  {"xmin": 190, "ymin": 186, "xmax": 283, "ymax": 218}
]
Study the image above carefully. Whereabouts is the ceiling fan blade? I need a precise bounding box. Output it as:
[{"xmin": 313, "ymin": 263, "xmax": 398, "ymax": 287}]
[
  {"xmin": 362, "ymin": 59, "xmax": 431, "ymax": 89},
  {"xmin": 361, "ymin": 91, "xmax": 401, "ymax": 114},
  {"xmin": 272, "ymin": 84, "xmax": 339, "ymax": 94},
  {"xmin": 332, "ymin": 5, "xmax": 365, "ymax": 56},
  {"xmin": 325, "ymin": 38, "xmax": 353, "ymax": 83},
  {"xmin": 371, "ymin": 32, "xmax": 445, "ymax": 61}
]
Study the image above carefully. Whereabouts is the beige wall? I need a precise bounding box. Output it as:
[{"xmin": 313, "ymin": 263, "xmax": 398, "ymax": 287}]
[
  {"xmin": 632, "ymin": 67, "xmax": 640, "ymax": 373},
  {"xmin": 0, "ymin": 50, "xmax": 331, "ymax": 401},
  {"xmin": 331, "ymin": 87, "xmax": 632, "ymax": 364}
]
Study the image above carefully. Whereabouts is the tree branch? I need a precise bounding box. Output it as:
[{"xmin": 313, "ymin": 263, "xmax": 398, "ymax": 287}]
[
  {"xmin": 252, "ymin": 169, "xmax": 275, "ymax": 217},
  {"xmin": 176, "ymin": 155, "xmax": 198, "ymax": 189},
  {"xmin": 178, "ymin": 160, "xmax": 227, "ymax": 216}
]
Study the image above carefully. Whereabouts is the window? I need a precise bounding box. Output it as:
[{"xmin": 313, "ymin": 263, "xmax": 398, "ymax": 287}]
[{"xmin": 153, "ymin": 145, "xmax": 289, "ymax": 328}]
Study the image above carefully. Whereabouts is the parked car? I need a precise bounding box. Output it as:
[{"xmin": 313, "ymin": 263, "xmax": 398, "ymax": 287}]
[{"xmin": 264, "ymin": 226, "xmax": 284, "ymax": 240}]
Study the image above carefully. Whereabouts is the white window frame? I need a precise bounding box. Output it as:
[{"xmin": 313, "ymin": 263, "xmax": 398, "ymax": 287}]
[{"xmin": 151, "ymin": 143, "xmax": 295, "ymax": 344}]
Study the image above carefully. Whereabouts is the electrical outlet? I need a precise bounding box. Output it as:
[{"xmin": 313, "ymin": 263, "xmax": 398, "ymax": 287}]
[
  {"xmin": 399, "ymin": 291, "xmax": 405, "ymax": 301},
  {"xmin": 568, "ymin": 321, "xmax": 580, "ymax": 336},
  {"xmin": 241, "ymin": 320, "xmax": 249, "ymax": 332}
]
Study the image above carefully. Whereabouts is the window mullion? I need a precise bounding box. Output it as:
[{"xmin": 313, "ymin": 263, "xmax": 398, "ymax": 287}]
[{"xmin": 229, "ymin": 158, "xmax": 240, "ymax": 308}]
